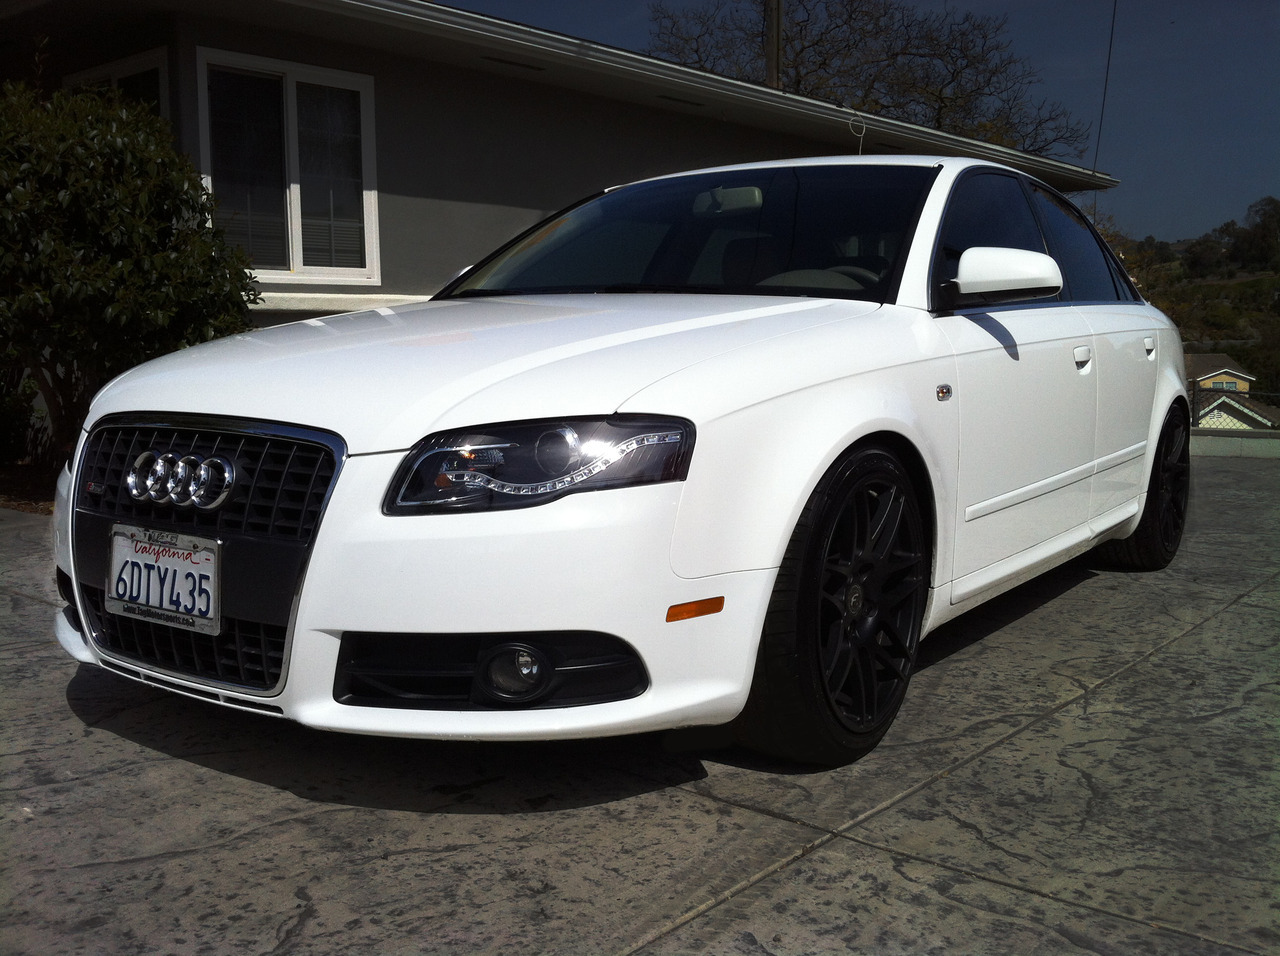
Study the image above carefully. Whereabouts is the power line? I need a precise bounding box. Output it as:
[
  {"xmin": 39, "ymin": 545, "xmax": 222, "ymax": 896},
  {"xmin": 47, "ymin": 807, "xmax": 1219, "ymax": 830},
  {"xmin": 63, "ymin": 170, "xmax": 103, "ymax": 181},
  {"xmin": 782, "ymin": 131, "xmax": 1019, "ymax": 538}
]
[
  {"xmin": 1091, "ymin": 0, "xmax": 1119, "ymax": 219},
  {"xmin": 1093, "ymin": 0, "xmax": 1119, "ymax": 173}
]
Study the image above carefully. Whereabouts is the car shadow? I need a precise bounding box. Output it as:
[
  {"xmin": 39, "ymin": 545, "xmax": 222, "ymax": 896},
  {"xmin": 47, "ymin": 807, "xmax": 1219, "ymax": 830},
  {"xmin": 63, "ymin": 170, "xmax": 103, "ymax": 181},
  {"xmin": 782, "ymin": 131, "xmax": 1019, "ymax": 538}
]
[
  {"xmin": 698, "ymin": 555, "xmax": 1106, "ymax": 776},
  {"xmin": 63, "ymin": 557, "xmax": 1107, "ymax": 801},
  {"xmin": 64, "ymin": 666, "xmax": 710, "ymax": 814},
  {"xmin": 916, "ymin": 554, "xmax": 1099, "ymax": 669}
]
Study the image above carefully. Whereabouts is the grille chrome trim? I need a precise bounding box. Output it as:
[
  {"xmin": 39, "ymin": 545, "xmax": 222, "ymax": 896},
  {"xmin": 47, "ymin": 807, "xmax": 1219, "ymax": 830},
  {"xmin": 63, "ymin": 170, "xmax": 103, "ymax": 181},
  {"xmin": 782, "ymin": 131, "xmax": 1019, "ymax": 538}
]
[{"xmin": 99, "ymin": 658, "xmax": 287, "ymax": 715}]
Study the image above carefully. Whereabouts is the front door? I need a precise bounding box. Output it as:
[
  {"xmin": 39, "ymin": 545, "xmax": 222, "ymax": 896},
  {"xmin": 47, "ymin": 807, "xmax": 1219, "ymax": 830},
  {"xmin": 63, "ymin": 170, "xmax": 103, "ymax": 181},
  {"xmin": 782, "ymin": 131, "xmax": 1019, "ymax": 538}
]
[{"xmin": 930, "ymin": 170, "xmax": 1099, "ymax": 602}]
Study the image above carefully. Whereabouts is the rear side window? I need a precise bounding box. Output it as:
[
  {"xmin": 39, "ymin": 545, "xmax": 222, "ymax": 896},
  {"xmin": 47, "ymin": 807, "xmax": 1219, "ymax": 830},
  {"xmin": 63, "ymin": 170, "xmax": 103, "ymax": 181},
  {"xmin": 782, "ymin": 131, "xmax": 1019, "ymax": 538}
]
[
  {"xmin": 932, "ymin": 172, "xmax": 1047, "ymax": 292},
  {"xmin": 1030, "ymin": 186, "xmax": 1132, "ymax": 302}
]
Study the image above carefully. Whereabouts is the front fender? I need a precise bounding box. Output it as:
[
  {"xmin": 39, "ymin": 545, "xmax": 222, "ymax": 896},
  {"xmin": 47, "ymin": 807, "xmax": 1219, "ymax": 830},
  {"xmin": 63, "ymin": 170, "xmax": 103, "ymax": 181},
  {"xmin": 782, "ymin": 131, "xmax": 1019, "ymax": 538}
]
[
  {"xmin": 619, "ymin": 308, "xmax": 959, "ymax": 583},
  {"xmin": 667, "ymin": 365, "xmax": 957, "ymax": 581}
]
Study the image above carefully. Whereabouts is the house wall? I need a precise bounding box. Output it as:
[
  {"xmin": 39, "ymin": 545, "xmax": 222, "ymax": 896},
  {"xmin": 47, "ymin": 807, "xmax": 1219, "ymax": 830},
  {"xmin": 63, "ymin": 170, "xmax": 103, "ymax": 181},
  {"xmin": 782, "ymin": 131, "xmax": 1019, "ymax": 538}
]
[
  {"xmin": 20, "ymin": 12, "xmax": 836, "ymax": 309},
  {"xmin": 366, "ymin": 54, "xmax": 831, "ymax": 298},
  {"xmin": 1200, "ymin": 408, "xmax": 1251, "ymax": 428},
  {"xmin": 1197, "ymin": 374, "xmax": 1251, "ymax": 392}
]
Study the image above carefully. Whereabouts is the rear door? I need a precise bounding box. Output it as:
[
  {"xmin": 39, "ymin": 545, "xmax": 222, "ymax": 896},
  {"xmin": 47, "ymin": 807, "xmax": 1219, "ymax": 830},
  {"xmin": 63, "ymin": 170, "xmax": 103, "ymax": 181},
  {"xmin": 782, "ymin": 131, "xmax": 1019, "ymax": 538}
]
[{"xmin": 1027, "ymin": 184, "xmax": 1159, "ymax": 524}]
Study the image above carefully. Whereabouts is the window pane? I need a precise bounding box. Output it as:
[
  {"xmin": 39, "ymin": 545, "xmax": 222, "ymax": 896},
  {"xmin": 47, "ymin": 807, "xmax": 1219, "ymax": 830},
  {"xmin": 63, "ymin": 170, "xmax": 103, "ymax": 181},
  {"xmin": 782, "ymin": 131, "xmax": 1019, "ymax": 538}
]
[
  {"xmin": 935, "ymin": 173, "xmax": 1046, "ymax": 287},
  {"xmin": 1030, "ymin": 186, "xmax": 1121, "ymax": 302},
  {"xmin": 297, "ymin": 82, "xmax": 365, "ymax": 269},
  {"xmin": 208, "ymin": 68, "xmax": 288, "ymax": 268}
]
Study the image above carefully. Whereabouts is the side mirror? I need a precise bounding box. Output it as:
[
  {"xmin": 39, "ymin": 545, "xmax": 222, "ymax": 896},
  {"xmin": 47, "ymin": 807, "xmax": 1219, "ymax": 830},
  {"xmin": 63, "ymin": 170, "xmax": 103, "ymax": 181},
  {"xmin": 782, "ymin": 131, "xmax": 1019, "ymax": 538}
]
[{"xmin": 938, "ymin": 247, "xmax": 1063, "ymax": 311}]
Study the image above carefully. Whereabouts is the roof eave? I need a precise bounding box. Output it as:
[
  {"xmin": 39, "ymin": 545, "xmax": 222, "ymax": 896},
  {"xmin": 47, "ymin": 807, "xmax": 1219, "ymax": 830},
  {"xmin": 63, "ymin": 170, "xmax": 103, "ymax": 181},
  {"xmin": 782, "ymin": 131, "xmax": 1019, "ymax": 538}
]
[{"xmin": 280, "ymin": 0, "xmax": 1118, "ymax": 193}]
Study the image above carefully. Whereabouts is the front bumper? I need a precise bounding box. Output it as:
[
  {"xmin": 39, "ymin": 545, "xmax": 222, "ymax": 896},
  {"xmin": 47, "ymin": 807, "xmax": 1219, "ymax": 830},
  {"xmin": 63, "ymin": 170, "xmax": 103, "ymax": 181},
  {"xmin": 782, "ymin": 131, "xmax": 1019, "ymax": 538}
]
[{"xmin": 56, "ymin": 431, "xmax": 776, "ymax": 740}]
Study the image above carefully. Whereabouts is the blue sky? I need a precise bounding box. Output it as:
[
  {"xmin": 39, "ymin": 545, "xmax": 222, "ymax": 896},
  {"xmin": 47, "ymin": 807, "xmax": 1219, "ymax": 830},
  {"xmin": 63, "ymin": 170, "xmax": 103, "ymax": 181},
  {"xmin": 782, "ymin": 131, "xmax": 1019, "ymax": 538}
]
[{"xmin": 440, "ymin": 0, "xmax": 1279, "ymax": 242}]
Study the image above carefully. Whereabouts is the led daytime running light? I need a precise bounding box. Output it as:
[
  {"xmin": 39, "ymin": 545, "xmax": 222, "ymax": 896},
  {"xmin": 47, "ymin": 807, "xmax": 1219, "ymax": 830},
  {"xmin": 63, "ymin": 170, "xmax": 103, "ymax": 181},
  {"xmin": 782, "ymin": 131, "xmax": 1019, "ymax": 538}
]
[{"xmin": 446, "ymin": 430, "xmax": 682, "ymax": 496}]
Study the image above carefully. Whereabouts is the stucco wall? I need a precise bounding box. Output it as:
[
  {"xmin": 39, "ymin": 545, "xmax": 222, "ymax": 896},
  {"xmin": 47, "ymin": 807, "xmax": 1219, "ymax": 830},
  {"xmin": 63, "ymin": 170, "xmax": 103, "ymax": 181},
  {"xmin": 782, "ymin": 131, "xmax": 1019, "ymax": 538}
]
[{"xmin": 368, "ymin": 57, "xmax": 833, "ymax": 297}]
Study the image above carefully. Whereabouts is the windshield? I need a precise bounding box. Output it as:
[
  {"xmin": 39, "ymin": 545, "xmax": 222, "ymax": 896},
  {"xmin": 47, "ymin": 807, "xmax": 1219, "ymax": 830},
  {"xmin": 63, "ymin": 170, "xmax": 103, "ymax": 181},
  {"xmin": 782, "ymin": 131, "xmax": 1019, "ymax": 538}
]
[{"xmin": 439, "ymin": 164, "xmax": 938, "ymax": 303}]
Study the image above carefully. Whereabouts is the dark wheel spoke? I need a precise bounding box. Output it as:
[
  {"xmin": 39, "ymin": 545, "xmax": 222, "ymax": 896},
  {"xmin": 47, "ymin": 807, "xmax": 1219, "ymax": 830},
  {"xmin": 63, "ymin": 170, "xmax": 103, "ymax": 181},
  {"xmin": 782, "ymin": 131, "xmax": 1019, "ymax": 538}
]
[
  {"xmin": 870, "ymin": 641, "xmax": 910, "ymax": 681},
  {"xmin": 819, "ymin": 587, "xmax": 845, "ymax": 618},
  {"xmin": 866, "ymin": 485, "xmax": 905, "ymax": 562},
  {"xmin": 820, "ymin": 624, "xmax": 855, "ymax": 689},
  {"xmin": 1164, "ymin": 419, "xmax": 1188, "ymax": 466},
  {"xmin": 878, "ymin": 556, "xmax": 925, "ymax": 604}
]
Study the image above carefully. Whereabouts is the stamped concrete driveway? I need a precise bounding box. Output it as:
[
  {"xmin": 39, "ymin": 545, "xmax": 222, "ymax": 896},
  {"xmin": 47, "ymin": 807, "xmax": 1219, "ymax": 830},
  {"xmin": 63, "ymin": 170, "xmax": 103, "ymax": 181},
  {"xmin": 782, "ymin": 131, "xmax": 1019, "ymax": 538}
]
[{"xmin": 2, "ymin": 457, "xmax": 1278, "ymax": 956}]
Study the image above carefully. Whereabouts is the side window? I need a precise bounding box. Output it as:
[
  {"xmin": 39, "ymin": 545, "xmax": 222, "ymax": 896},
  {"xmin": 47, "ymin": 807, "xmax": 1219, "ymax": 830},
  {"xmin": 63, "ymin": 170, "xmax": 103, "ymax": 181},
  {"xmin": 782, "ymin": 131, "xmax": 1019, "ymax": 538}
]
[
  {"xmin": 1029, "ymin": 186, "xmax": 1130, "ymax": 302},
  {"xmin": 933, "ymin": 172, "xmax": 1046, "ymax": 294}
]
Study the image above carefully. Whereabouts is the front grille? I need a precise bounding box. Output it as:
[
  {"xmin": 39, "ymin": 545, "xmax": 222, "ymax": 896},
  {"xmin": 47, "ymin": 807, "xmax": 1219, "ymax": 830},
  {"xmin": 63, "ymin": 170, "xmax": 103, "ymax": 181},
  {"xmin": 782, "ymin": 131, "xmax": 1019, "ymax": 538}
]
[
  {"xmin": 82, "ymin": 587, "xmax": 286, "ymax": 690},
  {"xmin": 77, "ymin": 419, "xmax": 339, "ymax": 542},
  {"xmin": 73, "ymin": 415, "xmax": 346, "ymax": 693}
]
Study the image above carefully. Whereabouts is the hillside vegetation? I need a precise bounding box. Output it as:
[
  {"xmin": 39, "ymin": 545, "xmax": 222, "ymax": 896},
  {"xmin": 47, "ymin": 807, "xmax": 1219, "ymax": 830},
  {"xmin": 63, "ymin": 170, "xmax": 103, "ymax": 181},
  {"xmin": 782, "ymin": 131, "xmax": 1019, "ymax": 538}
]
[{"xmin": 1111, "ymin": 197, "xmax": 1280, "ymax": 392}]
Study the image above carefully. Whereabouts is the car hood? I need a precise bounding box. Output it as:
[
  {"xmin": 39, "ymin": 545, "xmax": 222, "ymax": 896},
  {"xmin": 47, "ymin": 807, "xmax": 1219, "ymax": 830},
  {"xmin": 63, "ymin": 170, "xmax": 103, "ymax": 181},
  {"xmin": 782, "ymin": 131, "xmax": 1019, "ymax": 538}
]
[{"xmin": 89, "ymin": 294, "xmax": 877, "ymax": 454}]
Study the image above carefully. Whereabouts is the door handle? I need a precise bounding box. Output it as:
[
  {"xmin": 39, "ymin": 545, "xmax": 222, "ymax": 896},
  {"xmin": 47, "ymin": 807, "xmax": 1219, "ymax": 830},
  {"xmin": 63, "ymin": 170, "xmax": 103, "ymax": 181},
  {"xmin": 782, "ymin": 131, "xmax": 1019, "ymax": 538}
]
[
  {"xmin": 1144, "ymin": 336, "xmax": 1156, "ymax": 357},
  {"xmin": 1074, "ymin": 345, "xmax": 1092, "ymax": 370}
]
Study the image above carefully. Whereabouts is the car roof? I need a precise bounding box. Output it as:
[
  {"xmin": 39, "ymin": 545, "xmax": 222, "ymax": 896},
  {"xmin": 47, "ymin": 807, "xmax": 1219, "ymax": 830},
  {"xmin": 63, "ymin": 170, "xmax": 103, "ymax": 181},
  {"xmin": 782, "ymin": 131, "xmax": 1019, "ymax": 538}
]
[{"xmin": 614, "ymin": 155, "xmax": 1018, "ymax": 192}]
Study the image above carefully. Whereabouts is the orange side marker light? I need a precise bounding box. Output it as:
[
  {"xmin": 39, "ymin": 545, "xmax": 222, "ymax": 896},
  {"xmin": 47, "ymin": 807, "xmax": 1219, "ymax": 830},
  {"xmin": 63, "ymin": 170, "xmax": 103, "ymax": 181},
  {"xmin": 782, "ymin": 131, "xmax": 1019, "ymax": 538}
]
[{"xmin": 666, "ymin": 596, "xmax": 725, "ymax": 623}]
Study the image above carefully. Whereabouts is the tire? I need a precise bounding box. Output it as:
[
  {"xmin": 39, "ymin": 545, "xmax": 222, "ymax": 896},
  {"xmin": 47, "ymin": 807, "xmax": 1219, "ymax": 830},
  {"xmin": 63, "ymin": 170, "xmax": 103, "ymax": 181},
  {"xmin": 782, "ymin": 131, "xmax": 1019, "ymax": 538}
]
[
  {"xmin": 735, "ymin": 446, "xmax": 930, "ymax": 767},
  {"xmin": 1094, "ymin": 403, "xmax": 1191, "ymax": 571}
]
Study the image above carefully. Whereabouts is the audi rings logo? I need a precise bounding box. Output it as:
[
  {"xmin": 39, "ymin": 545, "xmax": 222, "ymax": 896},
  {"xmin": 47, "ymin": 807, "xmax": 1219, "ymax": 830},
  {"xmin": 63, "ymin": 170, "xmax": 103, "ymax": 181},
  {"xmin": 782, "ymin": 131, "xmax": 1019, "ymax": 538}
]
[{"xmin": 126, "ymin": 451, "xmax": 236, "ymax": 510}]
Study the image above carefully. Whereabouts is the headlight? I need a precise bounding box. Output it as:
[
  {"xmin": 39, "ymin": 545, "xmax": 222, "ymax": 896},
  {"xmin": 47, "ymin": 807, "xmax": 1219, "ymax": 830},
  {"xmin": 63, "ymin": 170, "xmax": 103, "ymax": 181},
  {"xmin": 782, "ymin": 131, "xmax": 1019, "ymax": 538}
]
[{"xmin": 383, "ymin": 416, "xmax": 694, "ymax": 514}]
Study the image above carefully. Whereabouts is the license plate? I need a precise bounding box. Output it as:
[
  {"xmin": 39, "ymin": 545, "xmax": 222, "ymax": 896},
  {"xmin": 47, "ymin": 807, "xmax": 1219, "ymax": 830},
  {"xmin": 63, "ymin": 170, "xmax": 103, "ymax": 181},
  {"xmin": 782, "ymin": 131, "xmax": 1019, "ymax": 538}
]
[{"xmin": 106, "ymin": 525, "xmax": 221, "ymax": 635}]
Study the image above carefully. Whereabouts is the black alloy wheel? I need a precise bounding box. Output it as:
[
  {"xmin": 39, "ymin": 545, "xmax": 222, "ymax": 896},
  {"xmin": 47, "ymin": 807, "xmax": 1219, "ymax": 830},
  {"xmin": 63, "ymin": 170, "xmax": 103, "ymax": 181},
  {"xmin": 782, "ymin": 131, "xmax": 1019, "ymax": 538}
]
[
  {"xmin": 1153, "ymin": 406, "xmax": 1191, "ymax": 557},
  {"xmin": 736, "ymin": 446, "xmax": 930, "ymax": 766},
  {"xmin": 814, "ymin": 457, "xmax": 926, "ymax": 734},
  {"xmin": 1095, "ymin": 403, "xmax": 1191, "ymax": 571}
]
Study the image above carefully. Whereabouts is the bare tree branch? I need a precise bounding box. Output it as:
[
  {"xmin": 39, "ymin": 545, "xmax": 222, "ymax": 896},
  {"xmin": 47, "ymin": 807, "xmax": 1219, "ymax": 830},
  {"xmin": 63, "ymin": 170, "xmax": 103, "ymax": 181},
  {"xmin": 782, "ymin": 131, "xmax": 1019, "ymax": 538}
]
[{"xmin": 646, "ymin": 0, "xmax": 1090, "ymax": 158}]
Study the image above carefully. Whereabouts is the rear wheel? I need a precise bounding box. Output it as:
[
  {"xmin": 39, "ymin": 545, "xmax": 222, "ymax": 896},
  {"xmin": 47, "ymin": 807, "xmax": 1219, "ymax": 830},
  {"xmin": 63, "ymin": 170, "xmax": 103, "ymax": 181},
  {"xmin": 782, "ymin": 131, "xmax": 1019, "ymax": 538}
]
[
  {"xmin": 735, "ymin": 446, "xmax": 929, "ymax": 766},
  {"xmin": 1094, "ymin": 403, "xmax": 1190, "ymax": 571}
]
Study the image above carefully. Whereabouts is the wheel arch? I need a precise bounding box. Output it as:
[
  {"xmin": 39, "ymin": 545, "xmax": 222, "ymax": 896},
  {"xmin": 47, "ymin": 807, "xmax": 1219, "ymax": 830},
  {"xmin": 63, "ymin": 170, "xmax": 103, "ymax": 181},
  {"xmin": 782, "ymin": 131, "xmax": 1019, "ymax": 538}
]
[{"xmin": 669, "ymin": 401, "xmax": 950, "ymax": 584}]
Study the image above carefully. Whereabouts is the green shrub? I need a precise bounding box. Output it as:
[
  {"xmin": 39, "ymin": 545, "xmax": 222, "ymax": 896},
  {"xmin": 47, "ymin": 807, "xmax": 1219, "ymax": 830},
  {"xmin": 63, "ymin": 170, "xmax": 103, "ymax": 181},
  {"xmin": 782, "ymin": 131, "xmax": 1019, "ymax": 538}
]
[
  {"xmin": 0, "ymin": 81, "xmax": 258, "ymax": 469},
  {"xmin": 0, "ymin": 345, "xmax": 38, "ymax": 464}
]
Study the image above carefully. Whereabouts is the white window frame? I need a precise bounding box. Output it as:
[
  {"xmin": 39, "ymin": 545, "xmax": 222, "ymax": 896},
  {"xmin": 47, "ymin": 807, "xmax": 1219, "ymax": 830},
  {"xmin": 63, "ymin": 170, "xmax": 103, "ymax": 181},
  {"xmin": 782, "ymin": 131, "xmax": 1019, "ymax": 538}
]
[
  {"xmin": 196, "ymin": 48, "xmax": 380, "ymax": 285},
  {"xmin": 65, "ymin": 48, "xmax": 170, "ymax": 119}
]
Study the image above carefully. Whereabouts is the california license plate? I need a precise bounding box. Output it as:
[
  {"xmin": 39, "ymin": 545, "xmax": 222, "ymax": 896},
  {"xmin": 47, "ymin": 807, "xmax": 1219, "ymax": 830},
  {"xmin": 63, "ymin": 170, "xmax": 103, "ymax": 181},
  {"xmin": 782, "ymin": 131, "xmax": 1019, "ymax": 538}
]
[{"xmin": 106, "ymin": 525, "xmax": 222, "ymax": 635}]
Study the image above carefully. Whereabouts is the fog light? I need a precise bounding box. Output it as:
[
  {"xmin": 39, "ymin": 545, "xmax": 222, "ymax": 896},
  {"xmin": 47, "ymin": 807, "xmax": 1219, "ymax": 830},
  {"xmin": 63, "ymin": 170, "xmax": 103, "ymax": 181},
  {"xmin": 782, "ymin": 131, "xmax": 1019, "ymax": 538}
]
[{"xmin": 480, "ymin": 644, "xmax": 551, "ymax": 702}]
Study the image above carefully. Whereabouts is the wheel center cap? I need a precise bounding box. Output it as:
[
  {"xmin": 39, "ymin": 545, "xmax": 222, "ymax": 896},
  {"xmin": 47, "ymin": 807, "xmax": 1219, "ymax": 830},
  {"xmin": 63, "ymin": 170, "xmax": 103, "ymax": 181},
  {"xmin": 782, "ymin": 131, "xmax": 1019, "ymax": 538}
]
[{"xmin": 846, "ymin": 584, "xmax": 865, "ymax": 616}]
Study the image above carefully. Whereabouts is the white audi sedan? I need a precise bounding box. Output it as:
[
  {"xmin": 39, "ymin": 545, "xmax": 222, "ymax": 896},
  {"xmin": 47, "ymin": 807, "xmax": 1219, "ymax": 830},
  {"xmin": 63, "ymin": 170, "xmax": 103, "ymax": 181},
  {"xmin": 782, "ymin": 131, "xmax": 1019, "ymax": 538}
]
[{"xmin": 52, "ymin": 156, "xmax": 1189, "ymax": 766}]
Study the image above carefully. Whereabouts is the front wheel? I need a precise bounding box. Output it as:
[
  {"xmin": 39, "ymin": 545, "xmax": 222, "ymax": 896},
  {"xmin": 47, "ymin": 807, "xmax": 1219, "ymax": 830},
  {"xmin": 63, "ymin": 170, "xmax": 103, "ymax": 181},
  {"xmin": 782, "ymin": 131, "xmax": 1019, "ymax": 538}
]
[{"xmin": 735, "ymin": 446, "xmax": 930, "ymax": 766}]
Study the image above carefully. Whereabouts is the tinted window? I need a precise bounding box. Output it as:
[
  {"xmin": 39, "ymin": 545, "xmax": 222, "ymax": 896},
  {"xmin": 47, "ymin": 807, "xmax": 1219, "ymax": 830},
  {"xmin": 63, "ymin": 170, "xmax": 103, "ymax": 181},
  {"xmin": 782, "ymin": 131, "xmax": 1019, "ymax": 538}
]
[
  {"xmin": 933, "ymin": 172, "xmax": 1046, "ymax": 290},
  {"xmin": 443, "ymin": 165, "xmax": 938, "ymax": 303},
  {"xmin": 1030, "ymin": 186, "xmax": 1125, "ymax": 302},
  {"xmin": 298, "ymin": 83, "xmax": 366, "ymax": 268},
  {"xmin": 208, "ymin": 68, "xmax": 289, "ymax": 268}
]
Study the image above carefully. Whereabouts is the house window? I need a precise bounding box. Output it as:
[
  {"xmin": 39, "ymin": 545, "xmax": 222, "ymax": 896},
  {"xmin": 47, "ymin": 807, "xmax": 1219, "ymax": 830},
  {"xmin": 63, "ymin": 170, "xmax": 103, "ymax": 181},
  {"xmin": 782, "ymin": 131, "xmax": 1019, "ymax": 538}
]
[
  {"xmin": 197, "ymin": 50, "xmax": 378, "ymax": 284},
  {"xmin": 65, "ymin": 48, "xmax": 169, "ymax": 117}
]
